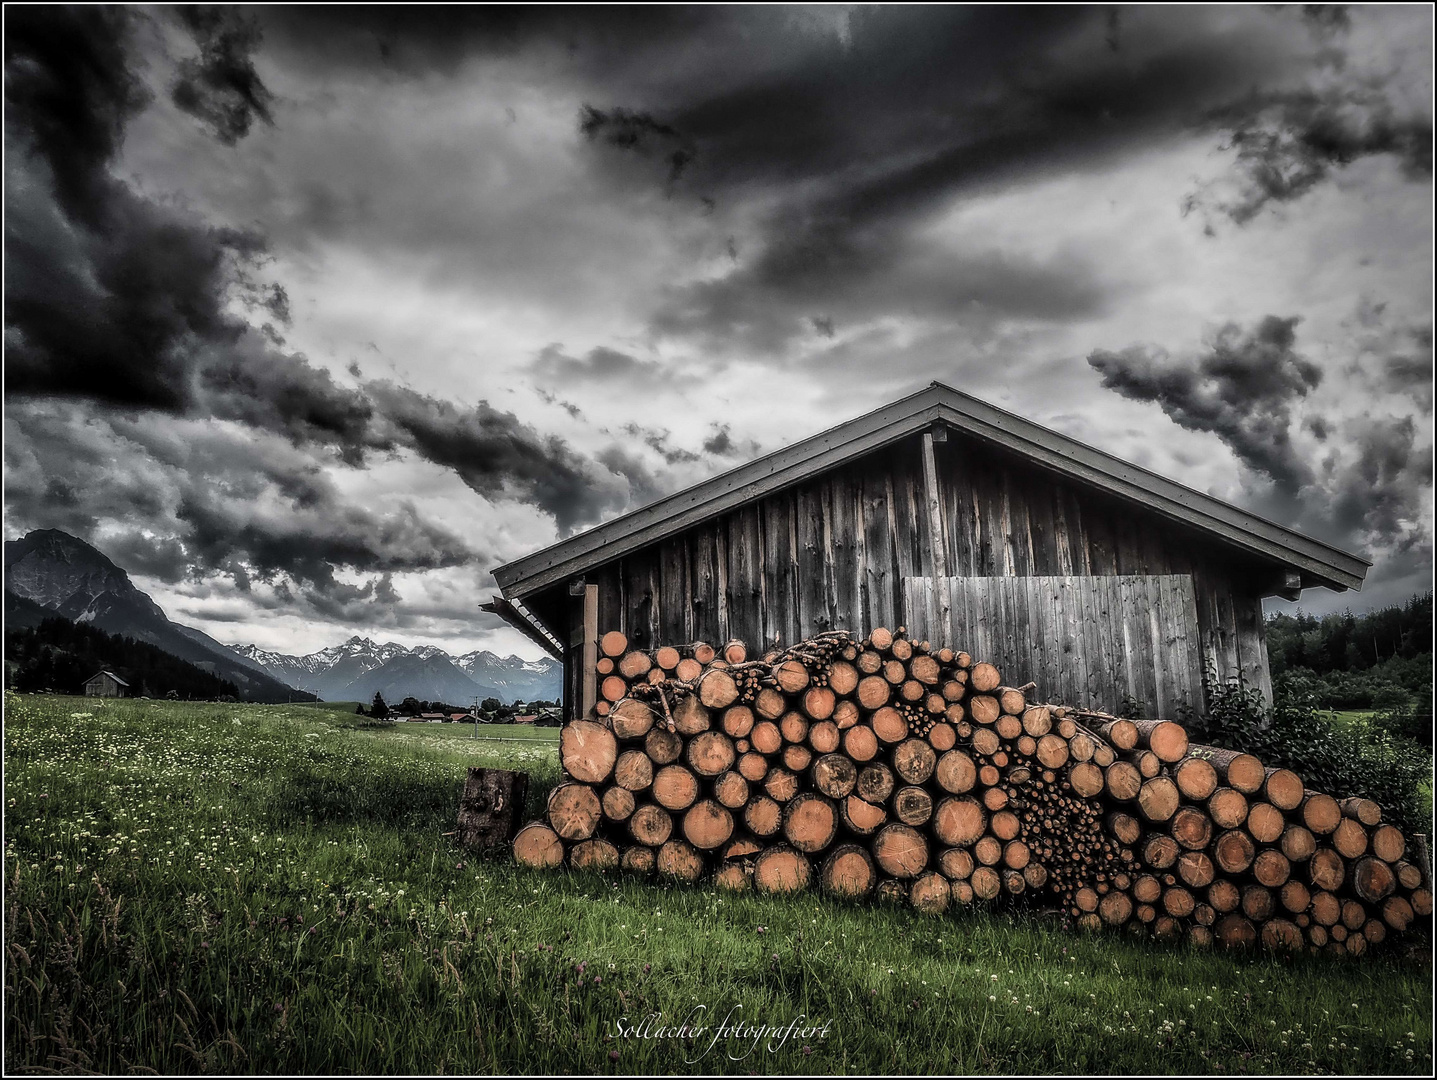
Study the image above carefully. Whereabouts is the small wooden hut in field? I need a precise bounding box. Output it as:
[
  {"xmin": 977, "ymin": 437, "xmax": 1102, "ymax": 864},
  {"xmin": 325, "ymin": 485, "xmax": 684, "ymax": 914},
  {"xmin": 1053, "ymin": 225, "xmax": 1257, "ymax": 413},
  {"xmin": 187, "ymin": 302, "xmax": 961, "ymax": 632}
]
[
  {"xmin": 489, "ymin": 383, "xmax": 1368, "ymax": 722},
  {"xmin": 83, "ymin": 670, "xmax": 129, "ymax": 697}
]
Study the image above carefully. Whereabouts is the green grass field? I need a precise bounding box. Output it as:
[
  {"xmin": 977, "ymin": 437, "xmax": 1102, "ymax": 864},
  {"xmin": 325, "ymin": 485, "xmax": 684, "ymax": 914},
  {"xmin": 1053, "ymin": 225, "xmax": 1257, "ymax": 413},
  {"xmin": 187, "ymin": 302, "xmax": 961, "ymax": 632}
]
[{"xmin": 4, "ymin": 693, "xmax": 1431, "ymax": 1074}]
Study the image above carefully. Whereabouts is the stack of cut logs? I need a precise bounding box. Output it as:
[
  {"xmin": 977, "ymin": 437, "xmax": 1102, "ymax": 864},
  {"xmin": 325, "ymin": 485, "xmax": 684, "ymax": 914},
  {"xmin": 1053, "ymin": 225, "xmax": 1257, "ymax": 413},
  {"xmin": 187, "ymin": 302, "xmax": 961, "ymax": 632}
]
[{"xmin": 513, "ymin": 627, "xmax": 1432, "ymax": 955}]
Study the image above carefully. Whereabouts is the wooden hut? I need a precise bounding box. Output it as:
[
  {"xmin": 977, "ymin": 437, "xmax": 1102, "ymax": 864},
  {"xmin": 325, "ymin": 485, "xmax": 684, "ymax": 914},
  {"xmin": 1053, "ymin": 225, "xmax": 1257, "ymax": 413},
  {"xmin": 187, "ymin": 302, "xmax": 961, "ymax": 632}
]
[
  {"xmin": 489, "ymin": 383, "xmax": 1368, "ymax": 722},
  {"xmin": 83, "ymin": 670, "xmax": 129, "ymax": 698}
]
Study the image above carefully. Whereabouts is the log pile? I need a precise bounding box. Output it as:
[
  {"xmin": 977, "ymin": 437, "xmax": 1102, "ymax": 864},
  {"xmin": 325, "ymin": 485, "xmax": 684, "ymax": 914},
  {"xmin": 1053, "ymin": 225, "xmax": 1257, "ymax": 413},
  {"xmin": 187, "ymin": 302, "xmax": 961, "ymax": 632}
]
[{"xmin": 514, "ymin": 627, "xmax": 1432, "ymax": 955}]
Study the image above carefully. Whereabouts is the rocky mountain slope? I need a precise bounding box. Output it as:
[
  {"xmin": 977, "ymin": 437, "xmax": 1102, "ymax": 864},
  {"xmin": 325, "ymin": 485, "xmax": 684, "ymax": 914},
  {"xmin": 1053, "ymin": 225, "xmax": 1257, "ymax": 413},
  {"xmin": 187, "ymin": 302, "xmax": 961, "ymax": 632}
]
[{"xmin": 4, "ymin": 530, "xmax": 309, "ymax": 703}]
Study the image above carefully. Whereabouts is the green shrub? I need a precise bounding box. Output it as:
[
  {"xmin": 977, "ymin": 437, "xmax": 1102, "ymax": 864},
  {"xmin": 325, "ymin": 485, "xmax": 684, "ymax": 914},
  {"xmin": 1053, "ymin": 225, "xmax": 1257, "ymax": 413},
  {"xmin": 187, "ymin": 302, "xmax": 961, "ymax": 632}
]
[{"xmin": 1181, "ymin": 667, "xmax": 1432, "ymax": 835}]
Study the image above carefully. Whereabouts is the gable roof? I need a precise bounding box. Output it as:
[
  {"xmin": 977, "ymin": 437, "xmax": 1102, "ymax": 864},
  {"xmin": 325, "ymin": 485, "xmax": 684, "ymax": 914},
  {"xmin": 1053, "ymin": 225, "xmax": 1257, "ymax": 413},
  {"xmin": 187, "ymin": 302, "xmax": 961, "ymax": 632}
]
[
  {"xmin": 493, "ymin": 382, "xmax": 1369, "ymax": 601},
  {"xmin": 87, "ymin": 670, "xmax": 129, "ymax": 687}
]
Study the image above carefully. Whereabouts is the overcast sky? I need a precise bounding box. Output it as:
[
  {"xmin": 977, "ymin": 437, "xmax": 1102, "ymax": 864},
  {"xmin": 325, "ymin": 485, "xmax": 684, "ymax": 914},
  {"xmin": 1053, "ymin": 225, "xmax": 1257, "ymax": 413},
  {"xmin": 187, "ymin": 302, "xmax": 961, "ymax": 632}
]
[{"xmin": 5, "ymin": 5, "xmax": 1432, "ymax": 659}]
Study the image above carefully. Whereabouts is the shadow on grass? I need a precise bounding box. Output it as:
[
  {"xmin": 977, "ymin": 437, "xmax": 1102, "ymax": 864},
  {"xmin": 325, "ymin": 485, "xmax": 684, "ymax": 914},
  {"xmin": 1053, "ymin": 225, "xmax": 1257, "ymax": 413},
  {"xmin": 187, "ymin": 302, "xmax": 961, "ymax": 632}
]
[{"xmin": 265, "ymin": 765, "xmax": 463, "ymax": 832}]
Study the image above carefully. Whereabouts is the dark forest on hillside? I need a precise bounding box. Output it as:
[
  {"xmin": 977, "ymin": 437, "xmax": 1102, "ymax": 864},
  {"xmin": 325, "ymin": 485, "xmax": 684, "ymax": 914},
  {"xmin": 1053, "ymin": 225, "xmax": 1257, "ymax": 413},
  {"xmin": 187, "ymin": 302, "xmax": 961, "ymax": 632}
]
[
  {"xmin": 5, "ymin": 618, "xmax": 240, "ymax": 701},
  {"xmin": 1265, "ymin": 593, "xmax": 1432, "ymax": 741}
]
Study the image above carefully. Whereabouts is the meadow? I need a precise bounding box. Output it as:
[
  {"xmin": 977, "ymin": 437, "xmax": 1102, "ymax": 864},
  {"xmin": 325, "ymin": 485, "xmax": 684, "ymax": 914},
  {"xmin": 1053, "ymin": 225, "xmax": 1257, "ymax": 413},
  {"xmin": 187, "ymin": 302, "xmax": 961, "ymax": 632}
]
[{"xmin": 4, "ymin": 693, "xmax": 1432, "ymax": 1074}]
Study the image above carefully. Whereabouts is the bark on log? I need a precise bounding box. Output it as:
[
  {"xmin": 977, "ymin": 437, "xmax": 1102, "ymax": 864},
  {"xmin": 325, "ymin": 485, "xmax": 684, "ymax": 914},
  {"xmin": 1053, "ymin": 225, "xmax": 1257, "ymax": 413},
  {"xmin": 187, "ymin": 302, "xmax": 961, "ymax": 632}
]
[{"xmin": 1194, "ymin": 747, "xmax": 1264, "ymax": 794}]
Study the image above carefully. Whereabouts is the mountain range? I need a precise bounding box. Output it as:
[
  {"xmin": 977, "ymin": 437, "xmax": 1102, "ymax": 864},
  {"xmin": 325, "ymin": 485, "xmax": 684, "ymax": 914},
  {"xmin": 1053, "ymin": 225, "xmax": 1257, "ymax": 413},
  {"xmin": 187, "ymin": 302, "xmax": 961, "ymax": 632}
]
[
  {"xmin": 4, "ymin": 529, "xmax": 561, "ymax": 705},
  {"xmin": 225, "ymin": 637, "xmax": 561, "ymax": 705}
]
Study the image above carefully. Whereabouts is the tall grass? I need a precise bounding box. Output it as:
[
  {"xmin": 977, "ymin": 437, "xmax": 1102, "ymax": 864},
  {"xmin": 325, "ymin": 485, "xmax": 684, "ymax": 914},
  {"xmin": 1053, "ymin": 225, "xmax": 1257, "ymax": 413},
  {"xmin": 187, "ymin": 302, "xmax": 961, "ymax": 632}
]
[{"xmin": 4, "ymin": 693, "xmax": 1431, "ymax": 1074}]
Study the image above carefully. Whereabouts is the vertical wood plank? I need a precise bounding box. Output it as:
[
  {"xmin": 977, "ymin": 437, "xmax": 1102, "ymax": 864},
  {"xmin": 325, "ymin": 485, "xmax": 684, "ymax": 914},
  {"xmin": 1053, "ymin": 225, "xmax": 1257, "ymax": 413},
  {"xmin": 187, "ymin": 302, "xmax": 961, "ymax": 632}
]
[
  {"xmin": 921, "ymin": 432, "xmax": 951, "ymax": 641},
  {"xmin": 657, "ymin": 538, "xmax": 685, "ymax": 645},
  {"xmin": 715, "ymin": 517, "xmax": 731, "ymax": 644},
  {"xmin": 849, "ymin": 473, "xmax": 867, "ymax": 636},
  {"xmin": 689, "ymin": 530, "xmax": 720, "ymax": 645},
  {"xmin": 861, "ymin": 464, "xmax": 894, "ymax": 634},
  {"xmin": 1177, "ymin": 574, "xmax": 1206, "ymax": 712},
  {"xmin": 1052, "ymin": 487, "xmax": 1075, "ymax": 577},
  {"xmin": 581, "ymin": 584, "xmax": 598, "ymax": 719},
  {"xmin": 795, "ymin": 485, "xmax": 825, "ymax": 638},
  {"xmin": 821, "ymin": 477, "xmax": 841, "ymax": 632}
]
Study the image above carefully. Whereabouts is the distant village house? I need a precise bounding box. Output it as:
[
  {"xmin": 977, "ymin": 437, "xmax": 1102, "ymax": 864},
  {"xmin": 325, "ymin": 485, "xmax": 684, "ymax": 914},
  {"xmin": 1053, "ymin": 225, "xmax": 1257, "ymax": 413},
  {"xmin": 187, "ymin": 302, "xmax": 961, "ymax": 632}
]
[{"xmin": 84, "ymin": 671, "xmax": 129, "ymax": 698}]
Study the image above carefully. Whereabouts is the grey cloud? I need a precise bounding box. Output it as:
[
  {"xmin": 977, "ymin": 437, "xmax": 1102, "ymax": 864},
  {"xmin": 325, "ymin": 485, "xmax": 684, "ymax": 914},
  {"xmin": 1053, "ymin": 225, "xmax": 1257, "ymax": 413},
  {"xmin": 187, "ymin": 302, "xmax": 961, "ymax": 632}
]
[
  {"xmin": 1089, "ymin": 316, "xmax": 1432, "ymax": 580},
  {"xmin": 367, "ymin": 383, "xmax": 629, "ymax": 534},
  {"xmin": 621, "ymin": 423, "xmax": 702, "ymax": 466},
  {"xmin": 580, "ymin": 105, "xmax": 695, "ymax": 187},
  {"xmin": 532, "ymin": 344, "xmax": 666, "ymax": 386},
  {"xmin": 1327, "ymin": 416, "xmax": 1433, "ymax": 548},
  {"xmin": 702, "ymin": 425, "xmax": 735, "ymax": 456},
  {"xmin": 5, "ymin": 11, "xmax": 645, "ymax": 539},
  {"xmin": 4, "ymin": 402, "xmax": 477, "ymax": 606},
  {"xmin": 595, "ymin": 446, "xmax": 667, "ymax": 509},
  {"xmin": 1088, "ymin": 315, "xmax": 1322, "ymax": 493},
  {"xmin": 1191, "ymin": 87, "xmax": 1432, "ymax": 224},
  {"xmin": 171, "ymin": 6, "xmax": 275, "ymax": 145},
  {"xmin": 701, "ymin": 424, "xmax": 759, "ymax": 459}
]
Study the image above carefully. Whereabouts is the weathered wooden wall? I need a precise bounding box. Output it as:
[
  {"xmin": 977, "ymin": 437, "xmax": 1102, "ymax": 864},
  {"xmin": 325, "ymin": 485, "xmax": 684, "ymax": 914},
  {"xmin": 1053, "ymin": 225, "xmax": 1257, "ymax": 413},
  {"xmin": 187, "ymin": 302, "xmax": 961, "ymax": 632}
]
[
  {"xmin": 564, "ymin": 431, "xmax": 1276, "ymax": 718},
  {"xmin": 902, "ymin": 574, "xmax": 1208, "ymax": 719}
]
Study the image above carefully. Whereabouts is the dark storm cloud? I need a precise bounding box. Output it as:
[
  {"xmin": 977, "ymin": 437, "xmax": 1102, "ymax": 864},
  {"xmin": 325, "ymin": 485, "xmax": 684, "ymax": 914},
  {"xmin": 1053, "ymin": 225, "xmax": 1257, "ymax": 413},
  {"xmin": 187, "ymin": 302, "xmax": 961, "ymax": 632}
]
[
  {"xmin": 580, "ymin": 105, "xmax": 695, "ymax": 186},
  {"xmin": 620, "ymin": 424, "xmax": 702, "ymax": 466},
  {"xmin": 1192, "ymin": 87, "xmax": 1433, "ymax": 224},
  {"xmin": 1345, "ymin": 298, "xmax": 1435, "ymax": 412},
  {"xmin": 4, "ymin": 5, "xmax": 259, "ymax": 411},
  {"xmin": 253, "ymin": 6, "xmax": 1423, "ymax": 356},
  {"xmin": 595, "ymin": 447, "xmax": 666, "ymax": 509},
  {"xmin": 5, "ymin": 6, "xmax": 643, "ymax": 544},
  {"xmin": 701, "ymin": 424, "xmax": 759, "ymax": 459},
  {"xmin": 1089, "ymin": 315, "xmax": 1432, "ymax": 563},
  {"xmin": 702, "ymin": 425, "xmax": 735, "ymax": 456},
  {"xmin": 1088, "ymin": 315, "xmax": 1323, "ymax": 493},
  {"xmin": 1327, "ymin": 416, "xmax": 1432, "ymax": 549},
  {"xmin": 4, "ymin": 402, "xmax": 477, "ymax": 605},
  {"xmin": 175, "ymin": 490, "xmax": 465, "ymax": 593},
  {"xmin": 367, "ymin": 384, "xmax": 628, "ymax": 534},
  {"xmin": 171, "ymin": 6, "xmax": 275, "ymax": 145},
  {"xmin": 1302, "ymin": 5, "xmax": 1351, "ymax": 35},
  {"xmin": 2, "ymin": 5, "xmax": 149, "ymax": 226}
]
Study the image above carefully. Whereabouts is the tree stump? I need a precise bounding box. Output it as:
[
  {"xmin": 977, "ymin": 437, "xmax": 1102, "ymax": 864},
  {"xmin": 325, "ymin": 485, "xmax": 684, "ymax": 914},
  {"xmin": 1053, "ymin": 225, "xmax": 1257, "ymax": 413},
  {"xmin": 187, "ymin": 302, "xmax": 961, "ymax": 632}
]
[{"xmin": 457, "ymin": 768, "xmax": 529, "ymax": 850}]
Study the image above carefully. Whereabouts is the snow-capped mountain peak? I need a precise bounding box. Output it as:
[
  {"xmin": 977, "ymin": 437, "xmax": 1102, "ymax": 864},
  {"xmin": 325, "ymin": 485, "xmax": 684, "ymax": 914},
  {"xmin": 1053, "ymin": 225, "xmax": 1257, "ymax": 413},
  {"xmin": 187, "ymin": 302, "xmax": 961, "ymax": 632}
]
[{"xmin": 223, "ymin": 636, "xmax": 562, "ymax": 704}]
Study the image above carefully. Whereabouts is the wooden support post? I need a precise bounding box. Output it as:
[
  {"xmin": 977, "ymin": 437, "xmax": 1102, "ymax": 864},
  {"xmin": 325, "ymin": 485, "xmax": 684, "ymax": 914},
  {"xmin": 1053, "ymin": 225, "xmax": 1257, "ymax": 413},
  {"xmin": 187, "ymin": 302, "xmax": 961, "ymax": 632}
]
[
  {"xmin": 921, "ymin": 429, "xmax": 951, "ymax": 640},
  {"xmin": 581, "ymin": 583, "xmax": 599, "ymax": 719}
]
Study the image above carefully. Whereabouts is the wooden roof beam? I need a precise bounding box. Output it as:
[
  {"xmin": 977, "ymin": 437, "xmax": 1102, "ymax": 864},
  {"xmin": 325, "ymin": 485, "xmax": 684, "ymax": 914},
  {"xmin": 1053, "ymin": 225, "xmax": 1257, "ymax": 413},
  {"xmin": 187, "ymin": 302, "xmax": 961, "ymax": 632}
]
[{"xmin": 479, "ymin": 594, "xmax": 565, "ymax": 661}]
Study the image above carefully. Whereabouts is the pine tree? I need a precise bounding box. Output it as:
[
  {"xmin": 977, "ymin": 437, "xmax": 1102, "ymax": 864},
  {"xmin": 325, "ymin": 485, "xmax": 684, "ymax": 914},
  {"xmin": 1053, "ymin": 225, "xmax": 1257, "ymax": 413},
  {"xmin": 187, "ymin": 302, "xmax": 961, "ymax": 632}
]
[{"xmin": 371, "ymin": 692, "xmax": 389, "ymax": 719}]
